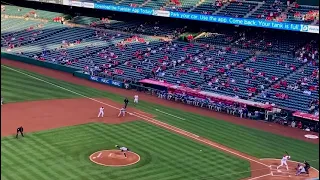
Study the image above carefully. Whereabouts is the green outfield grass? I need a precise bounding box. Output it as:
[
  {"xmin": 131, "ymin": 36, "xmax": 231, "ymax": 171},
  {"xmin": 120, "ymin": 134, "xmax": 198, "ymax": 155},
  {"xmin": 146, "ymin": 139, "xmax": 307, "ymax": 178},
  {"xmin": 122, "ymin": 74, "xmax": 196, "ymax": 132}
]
[
  {"xmin": 1, "ymin": 65, "xmax": 319, "ymax": 178},
  {"xmin": 1, "ymin": 122, "xmax": 250, "ymax": 180}
]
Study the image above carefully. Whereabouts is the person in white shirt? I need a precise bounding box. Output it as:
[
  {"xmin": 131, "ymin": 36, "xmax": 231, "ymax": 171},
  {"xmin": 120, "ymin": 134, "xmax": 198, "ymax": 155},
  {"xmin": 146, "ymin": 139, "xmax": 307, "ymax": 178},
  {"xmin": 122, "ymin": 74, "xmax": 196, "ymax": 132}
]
[
  {"xmin": 98, "ymin": 107, "xmax": 104, "ymax": 117},
  {"xmin": 1, "ymin": 97, "xmax": 3, "ymax": 105},
  {"xmin": 303, "ymin": 90, "xmax": 311, "ymax": 95},
  {"xmin": 118, "ymin": 107, "xmax": 126, "ymax": 117},
  {"xmin": 295, "ymin": 163, "xmax": 306, "ymax": 176},
  {"xmin": 115, "ymin": 145, "xmax": 130, "ymax": 158},
  {"xmin": 134, "ymin": 95, "xmax": 139, "ymax": 104},
  {"xmin": 277, "ymin": 155, "xmax": 291, "ymax": 170}
]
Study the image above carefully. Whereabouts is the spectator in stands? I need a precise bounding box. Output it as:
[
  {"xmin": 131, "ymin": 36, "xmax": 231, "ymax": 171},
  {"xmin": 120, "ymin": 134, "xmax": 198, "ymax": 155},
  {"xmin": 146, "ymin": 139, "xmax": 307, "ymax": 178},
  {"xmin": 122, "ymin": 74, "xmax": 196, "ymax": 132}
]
[
  {"xmin": 297, "ymin": 121, "xmax": 303, "ymax": 129},
  {"xmin": 291, "ymin": 120, "xmax": 296, "ymax": 128},
  {"xmin": 304, "ymin": 125, "xmax": 311, "ymax": 132}
]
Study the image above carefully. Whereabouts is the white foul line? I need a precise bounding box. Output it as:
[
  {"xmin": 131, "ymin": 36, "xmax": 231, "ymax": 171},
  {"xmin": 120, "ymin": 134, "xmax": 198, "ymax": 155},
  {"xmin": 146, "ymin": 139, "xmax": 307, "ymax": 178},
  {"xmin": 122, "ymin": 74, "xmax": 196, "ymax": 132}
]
[
  {"xmin": 2, "ymin": 65, "xmax": 269, "ymax": 168},
  {"xmin": 246, "ymin": 173, "xmax": 272, "ymax": 180},
  {"xmin": 133, "ymin": 112, "xmax": 199, "ymax": 138},
  {"xmin": 155, "ymin": 109, "xmax": 186, "ymax": 120}
]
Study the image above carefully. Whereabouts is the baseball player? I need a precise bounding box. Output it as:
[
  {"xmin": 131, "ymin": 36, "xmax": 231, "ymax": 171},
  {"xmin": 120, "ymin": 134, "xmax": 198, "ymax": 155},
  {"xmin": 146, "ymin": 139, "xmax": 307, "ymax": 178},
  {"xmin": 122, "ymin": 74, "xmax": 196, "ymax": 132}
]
[
  {"xmin": 1, "ymin": 97, "xmax": 3, "ymax": 105},
  {"xmin": 115, "ymin": 145, "xmax": 130, "ymax": 158},
  {"xmin": 134, "ymin": 95, "xmax": 139, "ymax": 104},
  {"xmin": 124, "ymin": 98, "xmax": 129, "ymax": 108},
  {"xmin": 98, "ymin": 107, "xmax": 104, "ymax": 117},
  {"xmin": 295, "ymin": 163, "xmax": 306, "ymax": 176},
  {"xmin": 277, "ymin": 154, "xmax": 291, "ymax": 170},
  {"xmin": 304, "ymin": 160, "xmax": 310, "ymax": 174},
  {"xmin": 118, "ymin": 107, "xmax": 126, "ymax": 117},
  {"xmin": 16, "ymin": 126, "xmax": 24, "ymax": 138}
]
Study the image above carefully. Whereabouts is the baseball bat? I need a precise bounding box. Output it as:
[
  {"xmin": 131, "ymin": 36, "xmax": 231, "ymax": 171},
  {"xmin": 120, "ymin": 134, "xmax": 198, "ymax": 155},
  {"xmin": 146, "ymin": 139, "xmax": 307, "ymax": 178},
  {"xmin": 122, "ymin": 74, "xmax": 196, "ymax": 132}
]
[{"xmin": 285, "ymin": 151, "xmax": 289, "ymax": 155}]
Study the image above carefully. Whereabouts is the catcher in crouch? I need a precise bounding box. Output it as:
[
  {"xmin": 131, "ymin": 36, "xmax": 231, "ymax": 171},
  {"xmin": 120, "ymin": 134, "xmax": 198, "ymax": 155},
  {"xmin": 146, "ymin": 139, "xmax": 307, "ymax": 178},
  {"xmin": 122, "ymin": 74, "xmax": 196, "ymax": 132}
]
[{"xmin": 115, "ymin": 145, "xmax": 130, "ymax": 158}]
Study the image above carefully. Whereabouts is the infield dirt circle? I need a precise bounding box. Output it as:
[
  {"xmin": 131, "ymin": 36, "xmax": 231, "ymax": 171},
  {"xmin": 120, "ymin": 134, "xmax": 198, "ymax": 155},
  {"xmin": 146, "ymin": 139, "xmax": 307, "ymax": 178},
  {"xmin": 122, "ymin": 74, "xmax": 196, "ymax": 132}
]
[{"xmin": 89, "ymin": 150, "xmax": 140, "ymax": 167}]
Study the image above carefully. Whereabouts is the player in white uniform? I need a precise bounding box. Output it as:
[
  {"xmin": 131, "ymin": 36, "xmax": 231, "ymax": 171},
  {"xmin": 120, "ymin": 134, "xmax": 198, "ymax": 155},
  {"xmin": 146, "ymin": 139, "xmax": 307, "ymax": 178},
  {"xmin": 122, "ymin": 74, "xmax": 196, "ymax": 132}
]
[
  {"xmin": 98, "ymin": 107, "xmax": 104, "ymax": 117},
  {"xmin": 134, "ymin": 95, "xmax": 139, "ymax": 104},
  {"xmin": 295, "ymin": 163, "xmax": 306, "ymax": 176},
  {"xmin": 277, "ymin": 155, "xmax": 291, "ymax": 170},
  {"xmin": 118, "ymin": 107, "xmax": 126, "ymax": 117},
  {"xmin": 115, "ymin": 145, "xmax": 130, "ymax": 158},
  {"xmin": 1, "ymin": 97, "xmax": 3, "ymax": 105}
]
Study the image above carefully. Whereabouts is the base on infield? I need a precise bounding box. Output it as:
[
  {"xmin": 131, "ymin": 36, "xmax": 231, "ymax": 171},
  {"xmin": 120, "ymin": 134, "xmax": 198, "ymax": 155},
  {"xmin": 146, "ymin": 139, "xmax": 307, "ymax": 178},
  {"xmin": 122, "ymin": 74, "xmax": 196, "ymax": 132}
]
[
  {"xmin": 260, "ymin": 158, "xmax": 319, "ymax": 180},
  {"xmin": 89, "ymin": 150, "xmax": 140, "ymax": 167}
]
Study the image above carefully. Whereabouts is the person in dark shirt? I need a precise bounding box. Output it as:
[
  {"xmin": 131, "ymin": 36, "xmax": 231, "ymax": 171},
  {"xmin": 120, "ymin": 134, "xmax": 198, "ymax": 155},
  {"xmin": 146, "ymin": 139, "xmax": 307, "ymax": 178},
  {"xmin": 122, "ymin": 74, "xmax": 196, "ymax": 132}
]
[
  {"xmin": 124, "ymin": 98, "xmax": 129, "ymax": 108},
  {"xmin": 16, "ymin": 126, "xmax": 24, "ymax": 138},
  {"xmin": 304, "ymin": 161, "xmax": 310, "ymax": 174}
]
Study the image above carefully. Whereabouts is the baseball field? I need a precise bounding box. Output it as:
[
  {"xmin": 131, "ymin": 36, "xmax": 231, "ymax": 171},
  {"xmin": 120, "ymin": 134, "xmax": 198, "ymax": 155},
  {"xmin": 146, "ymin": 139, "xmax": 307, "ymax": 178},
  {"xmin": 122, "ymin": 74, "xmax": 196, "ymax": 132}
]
[{"xmin": 1, "ymin": 60, "xmax": 319, "ymax": 180}]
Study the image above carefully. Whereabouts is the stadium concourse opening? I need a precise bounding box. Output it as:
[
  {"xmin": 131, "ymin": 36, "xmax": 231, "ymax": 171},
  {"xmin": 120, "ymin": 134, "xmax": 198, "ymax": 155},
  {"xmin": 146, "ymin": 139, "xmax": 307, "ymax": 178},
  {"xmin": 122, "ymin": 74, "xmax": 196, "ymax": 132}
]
[{"xmin": 89, "ymin": 150, "xmax": 140, "ymax": 167}]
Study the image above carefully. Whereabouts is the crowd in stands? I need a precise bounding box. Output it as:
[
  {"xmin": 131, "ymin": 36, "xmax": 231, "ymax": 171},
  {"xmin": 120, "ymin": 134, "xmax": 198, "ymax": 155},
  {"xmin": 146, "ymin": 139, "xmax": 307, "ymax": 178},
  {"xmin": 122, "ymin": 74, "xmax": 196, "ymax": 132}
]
[
  {"xmin": 154, "ymin": 89, "xmax": 319, "ymax": 132},
  {"xmin": 194, "ymin": 0, "xmax": 318, "ymax": 24},
  {"xmin": 156, "ymin": 89, "xmax": 258, "ymax": 119},
  {"xmin": 1, "ymin": 5, "xmax": 319, "ymax": 124},
  {"xmin": 86, "ymin": 17, "xmax": 187, "ymax": 38},
  {"xmin": 1, "ymin": 5, "xmax": 66, "ymax": 21},
  {"xmin": 276, "ymin": 116, "xmax": 319, "ymax": 132}
]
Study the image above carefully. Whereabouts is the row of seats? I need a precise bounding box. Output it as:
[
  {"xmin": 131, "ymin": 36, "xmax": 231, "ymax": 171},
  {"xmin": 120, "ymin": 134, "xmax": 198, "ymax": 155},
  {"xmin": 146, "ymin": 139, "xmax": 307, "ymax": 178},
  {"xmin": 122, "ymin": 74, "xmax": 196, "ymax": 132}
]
[
  {"xmin": 1, "ymin": 5, "xmax": 65, "ymax": 19},
  {"xmin": 216, "ymin": 2, "xmax": 258, "ymax": 18},
  {"xmin": 70, "ymin": 17, "xmax": 187, "ymax": 37},
  {"xmin": 68, "ymin": 15, "xmax": 316, "ymax": 56},
  {"xmin": 255, "ymin": 63, "xmax": 318, "ymax": 112},
  {"xmin": 0, "ymin": 16, "xmax": 318, "ymax": 114}
]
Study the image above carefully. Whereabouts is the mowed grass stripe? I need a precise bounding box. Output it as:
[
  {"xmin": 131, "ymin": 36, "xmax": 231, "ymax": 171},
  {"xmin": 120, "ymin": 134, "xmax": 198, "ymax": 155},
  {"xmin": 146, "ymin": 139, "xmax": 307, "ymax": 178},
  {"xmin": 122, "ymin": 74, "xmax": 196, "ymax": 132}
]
[
  {"xmin": 134, "ymin": 102, "xmax": 319, "ymax": 168},
  {"xmin": 2, "ymin": 67, "xmax": 111, "ymax": 98},
  {"xmin": 2, "ymin": 136, "xmax": 77, "ymax": 179},
  {"xmin": 1, "ymin": 66, "xmax": 120, "ymax": 102},
  {"xmin": 160, "ymin": 110, "xmax": 318, "ymax": 162},
  {"xmin": 2, "ymin": 121, "xmax": 250, "ymax": 180},
  {"xmin": 0, "ymin": 150, "xmax": 30, "ymax": 180},
  {"xmin": 1, "ymin": 80, "xmax": 75, "ymax": 100},
  {"xmin": 84, "ymin": 123, "xmax": 196, "ymax": 178},
  {"xmin": 25, "ymin": 135, "xmax": 80, "ymax": 179},
  {"xmin": 2, "ymin": 143, "xmax": 49, "ymax": 180},
  {"xmin": 28, "ymin": 132, "xmax": 103, "ymax": 179},
  {"xmin": 122, "ymin": 122, "xmax": 240, "ymax": 169},
  {"xmin": 73, "ymin": 122, "xmax": 242, "ymax": 179},
  {"xmin": 90, "ymin": 123, "xmax": 249, "ymax": 179},
  {"xmin": 1, "ymin": 70, "xmax": 81, "ymax": 102},
  {"xmin": 2, "ymin": 127, "xmax": 97, "ymax": 179},
  {"xmin": 90, "ymin": 123, "xmax": 216, "ymax": 176}
]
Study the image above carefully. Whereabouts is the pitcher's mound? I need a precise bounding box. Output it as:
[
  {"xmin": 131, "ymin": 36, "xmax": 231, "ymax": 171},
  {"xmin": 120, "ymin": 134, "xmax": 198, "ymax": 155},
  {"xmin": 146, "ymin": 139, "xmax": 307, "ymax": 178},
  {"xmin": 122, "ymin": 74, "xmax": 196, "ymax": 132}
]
[{"xmin": 89, "ymin": 150, "xmax": 140, "ymax": 167}]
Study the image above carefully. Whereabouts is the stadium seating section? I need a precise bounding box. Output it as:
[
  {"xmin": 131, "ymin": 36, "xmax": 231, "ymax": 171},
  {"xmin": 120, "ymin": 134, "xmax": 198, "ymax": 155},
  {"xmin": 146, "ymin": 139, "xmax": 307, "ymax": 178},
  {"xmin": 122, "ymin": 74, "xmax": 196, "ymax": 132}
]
[
  {"xmin": 74, "ymin": 0, "xmax": 320, "ymax": 25},
  {"xmin": 1, "ymin": 5, "xmax": 319, "ymax": 115}
]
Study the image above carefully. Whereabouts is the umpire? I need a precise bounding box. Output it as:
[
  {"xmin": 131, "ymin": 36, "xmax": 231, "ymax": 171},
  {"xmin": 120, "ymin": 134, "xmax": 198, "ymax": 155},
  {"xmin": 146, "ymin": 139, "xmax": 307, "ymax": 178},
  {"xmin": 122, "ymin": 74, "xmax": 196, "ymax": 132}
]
[
  {"xmin": 304, "ymin": 160, "xmax": 310, "ymax": 174},
  {"xmin": 124, "ymin": 97, "xmax": 129, "ymax": 108},
  {"xmin": 16, "ymin": 126, "xmax": 24, "ymax": 138}
]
